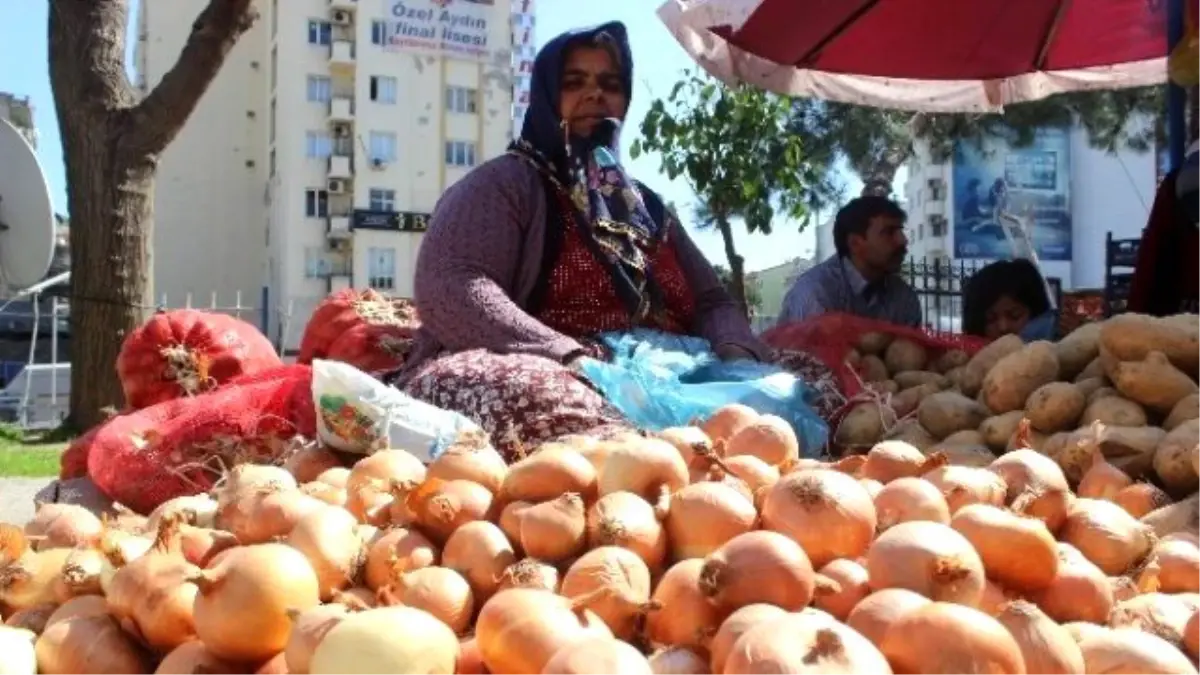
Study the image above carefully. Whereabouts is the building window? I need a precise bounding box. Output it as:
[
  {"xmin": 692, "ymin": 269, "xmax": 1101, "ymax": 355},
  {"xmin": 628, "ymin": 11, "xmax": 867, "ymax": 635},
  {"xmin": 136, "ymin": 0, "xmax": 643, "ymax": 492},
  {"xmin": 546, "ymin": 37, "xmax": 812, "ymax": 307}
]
[
  {"xmin": 308, "ymin": 20, "xmax": 332, "ymax": 46},
  {"xmin": 306, "ymin": 75, "xmax": 331, "ymax": 102},
  {"xmin": 305, "ymin": 189, "xmax": 330, "ymax": 218},
  {"xmin": 304, "ymin": 247, "xmax": 329, "ymax": 278},
  {"xmin": 371, "ymin": 20, "xmax": 388, "ymax": 46},
  {"xmin": 445, "ymin": 86, "xmax": 478, "ymax": 114},
  {"xmin": 367, "ymin": 247, "xmax": 397, "ymax": 291},
  {"xmin": 444, "ymin": 141, "xmax": 477, "ymax": 168},
  {"xmin": 305, "ymin": 131, "xmax": 332, "ymax": 158},
  {"xmin": 931, "ymin": 217, "xmax": 947, "ymax": 237},
  {"xmin": 368, "ymin": 188, "xmax": 396, "ymax": 212},
  {"xmin": 370, "ymin": 76, "xmax": 397, "ymax": 104},
  {"xmin": 368, "ymin": 131, "xmax": 397, "ymax": 163}
]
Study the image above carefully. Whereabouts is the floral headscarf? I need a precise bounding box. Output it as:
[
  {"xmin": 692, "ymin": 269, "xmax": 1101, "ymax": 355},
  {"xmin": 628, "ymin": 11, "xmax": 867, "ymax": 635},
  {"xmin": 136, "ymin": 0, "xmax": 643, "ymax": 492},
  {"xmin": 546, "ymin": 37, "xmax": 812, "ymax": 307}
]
[{"xmin": 509, "ymin": 22, "xmax": 666, "ymax": 320}]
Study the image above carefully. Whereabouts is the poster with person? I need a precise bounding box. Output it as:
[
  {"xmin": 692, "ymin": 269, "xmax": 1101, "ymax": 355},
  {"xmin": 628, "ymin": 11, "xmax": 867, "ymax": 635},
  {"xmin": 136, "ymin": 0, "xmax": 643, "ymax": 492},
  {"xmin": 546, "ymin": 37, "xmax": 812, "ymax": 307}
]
[{"xmin": 951, "ymin": 127, "xmax": 1073, "ymax": 262}]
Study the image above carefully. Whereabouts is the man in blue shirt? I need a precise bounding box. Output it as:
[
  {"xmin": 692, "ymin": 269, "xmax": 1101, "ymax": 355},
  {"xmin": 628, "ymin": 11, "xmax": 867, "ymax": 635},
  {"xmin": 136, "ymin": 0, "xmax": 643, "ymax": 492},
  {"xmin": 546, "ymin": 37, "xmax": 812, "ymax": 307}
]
[{"xmin": 779, "ymin": 196, "xmax": 921, "ymax": 327}]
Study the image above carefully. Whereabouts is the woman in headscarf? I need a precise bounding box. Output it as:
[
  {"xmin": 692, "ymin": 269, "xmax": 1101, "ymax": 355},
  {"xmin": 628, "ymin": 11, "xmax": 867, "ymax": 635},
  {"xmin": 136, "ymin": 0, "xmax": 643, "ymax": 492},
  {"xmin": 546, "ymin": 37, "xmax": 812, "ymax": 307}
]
[
  {"xmin": 392, "ymin": 22, "xmax": 836, "ymax": 461},
  {"xmin": 962, "ymin": 258, "xmax": 1057, "ymax": 342}
]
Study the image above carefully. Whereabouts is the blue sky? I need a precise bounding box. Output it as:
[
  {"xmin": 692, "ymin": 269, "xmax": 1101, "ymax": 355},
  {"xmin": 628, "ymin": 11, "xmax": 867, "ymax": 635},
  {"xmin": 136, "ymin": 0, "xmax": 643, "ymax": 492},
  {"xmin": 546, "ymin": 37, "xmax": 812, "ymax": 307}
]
[{"xmin": 0, "ymin": 0, "xmax": 864, "ymax": 271}]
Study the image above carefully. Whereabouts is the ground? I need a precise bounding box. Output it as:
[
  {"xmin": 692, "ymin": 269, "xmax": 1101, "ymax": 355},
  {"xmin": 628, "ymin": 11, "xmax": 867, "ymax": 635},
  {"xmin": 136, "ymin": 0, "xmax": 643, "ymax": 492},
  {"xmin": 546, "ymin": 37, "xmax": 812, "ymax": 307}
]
[{"xmin": 0, "ymin": 426, "xmax": 69, "ymax": 524}]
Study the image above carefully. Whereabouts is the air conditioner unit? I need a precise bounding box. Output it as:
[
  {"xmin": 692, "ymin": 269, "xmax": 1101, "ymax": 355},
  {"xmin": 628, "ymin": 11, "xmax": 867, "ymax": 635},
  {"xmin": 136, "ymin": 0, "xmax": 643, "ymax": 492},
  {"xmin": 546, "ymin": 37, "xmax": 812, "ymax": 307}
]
[
  {"xmin": 331, "ymin": 10, "xmax": 352, "ymax": 25},
  {"xmin": 370, "ymin": 157, "xmax": 387, "ymax": 170},
  {"xmin": 327, "ymin": 178, "xmax": 348, "ymax": 194},
  {"xmin": 331, "ymin": 122, "xmax": 351, "ymax": 138}
]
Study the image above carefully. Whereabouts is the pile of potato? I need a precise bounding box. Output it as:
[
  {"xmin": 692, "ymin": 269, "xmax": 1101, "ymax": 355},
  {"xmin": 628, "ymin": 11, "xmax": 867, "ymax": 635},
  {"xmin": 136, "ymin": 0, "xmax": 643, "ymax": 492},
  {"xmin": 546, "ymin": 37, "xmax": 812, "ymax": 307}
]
[{"xmin": 835, "ymin": 313, "xmax": 1199, "ymax": 498}]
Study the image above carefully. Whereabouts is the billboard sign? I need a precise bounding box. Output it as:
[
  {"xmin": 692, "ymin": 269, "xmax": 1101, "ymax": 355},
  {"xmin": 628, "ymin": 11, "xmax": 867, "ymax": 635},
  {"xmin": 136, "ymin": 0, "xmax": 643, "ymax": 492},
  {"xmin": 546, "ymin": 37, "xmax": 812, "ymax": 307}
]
[
  {"xmin": 384, "ymin": 0, "xmax": 495, "ymax": 61},
  {"xmin": 952, "ymin": 127, "xmax": 1073, "ymax": 262}
]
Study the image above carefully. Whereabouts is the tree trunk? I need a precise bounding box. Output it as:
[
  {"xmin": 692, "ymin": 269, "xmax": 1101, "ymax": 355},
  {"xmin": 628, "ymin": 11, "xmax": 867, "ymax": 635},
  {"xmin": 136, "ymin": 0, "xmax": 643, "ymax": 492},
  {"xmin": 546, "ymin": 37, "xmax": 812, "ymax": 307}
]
[
  {"xmin": 715, "ymin": 213, "xmax": 749, "ymax": 316},
  {"xmin": 859, "ymin": 143, "xmax": 914, "ymax": 198},
  {"xmin": 48, "ymin": 0, "xmax": 258, "ymax": 430}
]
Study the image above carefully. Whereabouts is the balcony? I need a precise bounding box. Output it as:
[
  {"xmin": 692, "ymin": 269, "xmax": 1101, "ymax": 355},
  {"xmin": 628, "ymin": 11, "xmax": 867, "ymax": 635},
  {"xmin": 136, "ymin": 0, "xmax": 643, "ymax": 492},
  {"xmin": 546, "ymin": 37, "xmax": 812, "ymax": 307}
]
[
  {"xmin": 330, "ymin": 40, "xmax": 356, "ymax": 69},
  {"xmin": 329, "ymin": 0, "xmax": 356, "ymax": 10},
  {"xmin": 328, "ymin": 155, "xmax": 353, "ymax": 179},
  {"xmin": 329, "ymin": 97, "xmax": 354, "ymax": 122},
  {"xmin": 316, "ymin": 254, "xmax": 352, "ymax": 278},
  {"xmin": 328, "ymin": 215, "xmax": 352, "ymax": 236},
  {"xmin": 328, "ymin": 276, "xmax": 352, "ymax": 293},
  {"xmin": 923, "ymin": 199, "xmax": 945, "ymax": 217}
]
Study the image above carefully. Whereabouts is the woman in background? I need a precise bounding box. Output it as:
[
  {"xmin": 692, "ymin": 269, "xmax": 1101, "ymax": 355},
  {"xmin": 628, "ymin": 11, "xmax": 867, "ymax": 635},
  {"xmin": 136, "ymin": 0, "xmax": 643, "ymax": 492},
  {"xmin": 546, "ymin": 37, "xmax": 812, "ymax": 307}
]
[{"xmin": 962, "ymin": 258, "xmax": 1056, "ymax": 342}]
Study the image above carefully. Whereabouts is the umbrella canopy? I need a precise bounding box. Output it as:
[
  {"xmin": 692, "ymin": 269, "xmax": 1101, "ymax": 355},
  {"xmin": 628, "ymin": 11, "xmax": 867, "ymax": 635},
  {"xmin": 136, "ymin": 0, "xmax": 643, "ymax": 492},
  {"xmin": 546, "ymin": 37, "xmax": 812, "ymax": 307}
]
[{"xmin": 659, "ymin": 0, "xmax": 1169, "ymax": 112}]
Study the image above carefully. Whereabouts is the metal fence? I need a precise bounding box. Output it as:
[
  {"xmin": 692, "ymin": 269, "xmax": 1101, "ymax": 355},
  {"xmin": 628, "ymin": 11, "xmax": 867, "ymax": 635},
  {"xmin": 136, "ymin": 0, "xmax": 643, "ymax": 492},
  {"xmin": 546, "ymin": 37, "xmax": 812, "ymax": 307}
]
[{"xmin": 0, "ymin": 286, "xmax": 257, "ymax": 429}]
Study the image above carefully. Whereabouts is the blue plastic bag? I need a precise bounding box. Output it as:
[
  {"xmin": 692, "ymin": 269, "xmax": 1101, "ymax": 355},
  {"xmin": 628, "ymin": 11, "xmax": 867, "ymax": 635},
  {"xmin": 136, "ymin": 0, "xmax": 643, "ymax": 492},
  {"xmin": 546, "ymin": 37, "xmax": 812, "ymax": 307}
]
[{"xmin": 577, "ymin": 329, "xmax": 828, "ymax": 457}]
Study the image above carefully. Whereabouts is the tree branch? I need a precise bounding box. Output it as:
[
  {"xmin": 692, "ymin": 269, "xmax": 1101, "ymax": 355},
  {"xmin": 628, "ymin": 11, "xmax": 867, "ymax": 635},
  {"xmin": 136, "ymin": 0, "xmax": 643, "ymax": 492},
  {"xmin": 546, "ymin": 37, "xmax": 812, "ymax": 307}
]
[
  {"xmin": 124, "ymin": 0, "xmax": 259, "ymax": 157},
  {"xmin": 48, "ymin": 0, "xmax": 140, "ymax": 120}
]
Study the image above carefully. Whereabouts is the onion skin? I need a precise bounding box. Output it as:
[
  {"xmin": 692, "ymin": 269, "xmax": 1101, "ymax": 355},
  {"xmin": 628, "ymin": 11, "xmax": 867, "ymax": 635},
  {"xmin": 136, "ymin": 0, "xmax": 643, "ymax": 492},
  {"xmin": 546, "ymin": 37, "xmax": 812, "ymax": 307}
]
[
  {"xmin": 344, "ymin": 449, "xmax": 426, "ymax": 522},
  {"xmin": 308, "ymin": 606, "xmax": 459, "ymax": 675},
  {"xmin": 286, "ymin": 506, "xmax": 364, "ymax": 601},
  {"xmin": 723, "ymin": 610, "xmax": 893, "ymax": 674},
  {"xmin": 701, "ymin": 404, "xmax": 758, "ymax": 444},
  {"xmin": 363, "ymin": 526, "xmax": 438, "ymax": 591},
  {"xmin": 880, "ymin": 602, "xmax": 1026, "ymax": 674},
  {"xmin": 520, "ymin": 493, "xmax": 587, "ymax": 563},
  {"xmin": 709, "ymin": 604, "xmax": 788, "ymax": 673},
  {"xmin": 861, "ymin": 440, "xmax": 939, "ymax": 483},
  {"xmin": 923, "ymin": 465, "xmax": 1007, "ymax": 515},
  {"xmin": 698, "ymin": 531, "xmax": 814, "ymax": 613},
  {"xmin": 190, "ymin": 543, "xmax": 321, "ymax": 663},
  {"xmin": 1029, "ymin": 543, "xmax": 1114, "ymax": 625},
  {"xmin": 379, "ymin": 566, "xmax": 475, "ymax": 635},
  {"xmin": 644, "ymin": 559, "xmax": 725, "ymax": 654},
  {"xmin": 990, "ymin": 449, "xmax": 1073, "ymax": 534},
  {"xmin": 812, "ymin": 559, "xmax": 870, "ymax": 620},
  {"xmin": 1076, "ymin": 627, "xmax": 1198, "ymax": 675},
  {"xmin": 1140, "ymin": 539, "xmax": 1200, "ymax": 594},
  {"xmin": 560, "ymin": 547, "xmax": 652, "ymax": 642},
  {"xmin": 475, "ymin": 588, "xmax": 612, "ymax": 675},
  {"xmin": 1114, "ymin": 482, "xmax": 1173, "ymax": 518},
  {"xmin": 1060, "ymin": 498, "xmax": 1155, "ymax": 576},
  {"xmin": 724, "ymin": 414, "xmax": 800, "ymax": 467},
  {"xmin": 442, "ymin": 521, "xmax": 516, "ymax": 604},
  {"xmin": 24, "ymin": 504, "xmax": 103, "ymax": 552},
  {"xmin": 761, "ymin": 469, "xmax": 877, "ymax": 568},
  {"xmin": 541, "ymin": 636, "xmax": 652, "ymax": 674},
  {"xmin": 874, "ymin": 477, "xmax": 950, "ymax": 531},
  {"xmin": 846, "ymin": 589, "xmax": 931, "ymax": 648},
  {"xmin": 498, "ymin": 558, "xmax": 560, "ymax": 593},
  {"xmin": 156, "ymin": 640, "xmax": 250, "ymax": 674},
  {"xmin": 283, "ymin": 604, "xmax": 351, "ymax": 675},
  {"xmin": 1185, "ymin": 610, "xmax": 1199, "ymax": 660},
  {"xmin": 866, "ymin": 521, "xmax": 986, "ymax": 607},
  {"xmin": 994, "ymin": 600, "xmax": 1085, "ymax": 674},
  {"xmin": 647, "ymin": 646, "xmax": 707, "ymax": 674},
  {"xmin": 1109, "ymin": 593, "xmax": 1193, "ymax": 648},
  {"xmin": 584, "ymin": 492, "xmax": 667, "ymax": 574},
  {"xmin": 35, "ymin": 614, "xmax": 155, "ymax": 674},
  {"xmin": 665, "ymin": 482, "xmax": 757, "ymax": 561},
  {"xmin": 426, "ymin": 433, "xmax": 507, "ymax": 494},
  {"xmin": 950, "ymin": 504, "xmax": 1058, "ymax": 593},
  {"xmin": 502, "ymin": 445, "xmax": 597, "ymax": 504}
]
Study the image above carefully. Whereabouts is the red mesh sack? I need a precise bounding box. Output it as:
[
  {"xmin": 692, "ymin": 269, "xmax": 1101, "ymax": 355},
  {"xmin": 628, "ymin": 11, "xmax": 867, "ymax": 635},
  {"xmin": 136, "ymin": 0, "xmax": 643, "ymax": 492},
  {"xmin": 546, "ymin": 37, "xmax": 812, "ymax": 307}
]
[
  {"xmin": 324, "ymin": 322, "xmax": 417, "ymax": 374},
  {"xmin": 59, "ymin": 427, "xmax": 98, "ymax": 480},
  {"xmin": 87, "ymin": 378, "xmax": 310, "ymax": 514},
  {"xmin": 117, "ymin": 309, "xmax": 282, "ymax": 410},
  {"xmin": 224, "ymin": 364, "xmax": 317, "ymax": 439},
  {"xmin": 298, "ymin": 290, "xmax": 419, "ymax": 363},
  {"xmin": 762, "ymin": 313, "xmax": 990, "ymax": 401}
]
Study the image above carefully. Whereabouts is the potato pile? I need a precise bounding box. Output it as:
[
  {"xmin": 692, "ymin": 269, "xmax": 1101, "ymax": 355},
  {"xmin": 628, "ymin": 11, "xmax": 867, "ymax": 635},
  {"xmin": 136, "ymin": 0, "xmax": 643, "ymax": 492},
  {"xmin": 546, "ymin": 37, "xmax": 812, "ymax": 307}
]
[{"xmin": 836, "ymin": 313, "xmax": 1200, "ymax": 500}]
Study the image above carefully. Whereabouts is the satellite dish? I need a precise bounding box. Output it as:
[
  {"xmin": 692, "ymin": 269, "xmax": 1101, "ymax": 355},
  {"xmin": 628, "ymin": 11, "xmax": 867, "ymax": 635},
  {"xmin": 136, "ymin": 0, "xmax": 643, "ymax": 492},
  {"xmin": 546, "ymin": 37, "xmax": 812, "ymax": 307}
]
[{"xmin": 0, "ymin": 117, "xmax": 56, "ymax": 291}]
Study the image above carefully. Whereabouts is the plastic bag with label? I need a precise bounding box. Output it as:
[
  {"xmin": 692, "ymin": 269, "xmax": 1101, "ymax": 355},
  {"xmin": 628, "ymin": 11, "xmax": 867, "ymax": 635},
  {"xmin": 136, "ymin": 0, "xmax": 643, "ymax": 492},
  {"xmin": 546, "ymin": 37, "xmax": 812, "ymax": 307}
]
[{"xmin": 311, "ymin": 359, "xmax": 482, "ymax": 462}]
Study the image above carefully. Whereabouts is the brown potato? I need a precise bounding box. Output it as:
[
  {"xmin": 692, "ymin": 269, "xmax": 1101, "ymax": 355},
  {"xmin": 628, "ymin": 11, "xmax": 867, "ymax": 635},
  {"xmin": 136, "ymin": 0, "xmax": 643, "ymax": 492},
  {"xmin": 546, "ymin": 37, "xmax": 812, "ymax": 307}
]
[
  {"xmin": 856, "ymin": 331, "xmax": 894, "ymax": 356},
  {"xmin": 1074, "ymin": 377, "xmax": 1106, "ymax": 400},
  {"xmin": 918, "ymin": 391, "xmax": 990, "ymax": 439},
  {"xmin": 979, "ymin": 411, "xmax": 1025, "ymax": 453},
  {"xmin": 981, "ymin": 341, "xmax": 1060, "ymax": 414},
  {"xmin": 893, "ymin": 371, "xmax": 949, "ymax": 390},
  {"xmin": 959, "ymin": 334, "xmax": 1024, "ymax": 398},
  {"xmin": 1051, "ymin": 423, "xmax": 1166, "ymax": 484},
  {"xmin": 932, "ymin": 349, "xmax": 970, "ymax": 374},
  {"xmin": 1164, "ymin": 393, "xmax": 1200, "ymax": 431},
  {"xmin": 885, "ymin": 419, "xmax": 937, "ymax": 452},
  {"xmin": 1153, "ymin": 419, "xmax": 1200, "ymax": 497},
  {"xmin": 1024, "ymin": 382, "xmax": 1086, "ymax": 433},
  {"xmin": 858, "ymin": 355, "xmax": 890, "ymax": 383},
  {"xmin": 884, "ymin": 339, "xmax": 929, "ymax": 375},
  {"xmin": 1100, "ymin": 313, "xmax": 1200, "ymax": 377},
  {"xmin": 892, "ymin": 382, "xmax": 942, "ymax": 418},
  {"xmin": 1109, "ymin": 351, "xmax": 1199, "ymax": 414},
  {"xmin": 1054, "ymin": 322, "xmax": 1103, "ymax": 381},
  {"xmin": 1080, "ymin": 396, "xmax": 1148, "ymax": 428},
  {"xmin": 1074, "ymin": 357, "xmax": 1106, "ymax": 382},
  {"xmin": 835, "ymin": 401, "xmax": 890, "ymax": 449}
]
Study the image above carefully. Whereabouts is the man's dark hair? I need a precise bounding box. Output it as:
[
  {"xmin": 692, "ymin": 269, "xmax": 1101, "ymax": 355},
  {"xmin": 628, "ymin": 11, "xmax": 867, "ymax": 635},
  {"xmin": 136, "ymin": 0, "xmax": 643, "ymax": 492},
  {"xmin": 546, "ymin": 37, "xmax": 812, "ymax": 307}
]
[
  {"xmin": 962, "ymin": 258, "xmax": 1052, "ymax": 337},
  {"xmin": 832, "ymin": 196, "xmax": 907, "ymax": 258}
]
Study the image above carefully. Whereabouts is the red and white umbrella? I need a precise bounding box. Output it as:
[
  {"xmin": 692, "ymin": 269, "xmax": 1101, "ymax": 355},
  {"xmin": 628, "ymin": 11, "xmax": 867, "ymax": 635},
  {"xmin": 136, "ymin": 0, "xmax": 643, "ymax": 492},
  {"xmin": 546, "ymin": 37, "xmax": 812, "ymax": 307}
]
[{"xmin": 658, "ymin": 0, "xmax": 1169, "ymax": 112}]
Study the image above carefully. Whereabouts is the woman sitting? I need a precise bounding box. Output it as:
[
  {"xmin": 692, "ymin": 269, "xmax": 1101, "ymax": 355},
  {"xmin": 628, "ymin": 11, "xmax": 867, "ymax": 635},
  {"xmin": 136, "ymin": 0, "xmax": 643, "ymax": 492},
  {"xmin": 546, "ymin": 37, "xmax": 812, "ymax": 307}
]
[
  {"xmin": 391, "ymin": 22, "xmax": 835, "ymax": 461},
  {"xmin": 962, "ymin": 258, "xmax": 1056, "ymax": 342}
]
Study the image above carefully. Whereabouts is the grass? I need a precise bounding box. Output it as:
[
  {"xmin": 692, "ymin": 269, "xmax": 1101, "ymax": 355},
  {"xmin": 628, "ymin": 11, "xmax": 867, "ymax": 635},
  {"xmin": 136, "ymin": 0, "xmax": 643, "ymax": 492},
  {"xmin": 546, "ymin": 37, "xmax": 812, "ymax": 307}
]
[{"xmin": 0, "ymin": 424, "xmax": 72, "ymax": 478}]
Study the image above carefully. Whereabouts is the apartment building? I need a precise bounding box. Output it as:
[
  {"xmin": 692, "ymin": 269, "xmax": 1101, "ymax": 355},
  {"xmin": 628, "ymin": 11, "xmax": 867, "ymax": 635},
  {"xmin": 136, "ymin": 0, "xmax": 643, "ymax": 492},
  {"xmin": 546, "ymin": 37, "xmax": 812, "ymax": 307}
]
[
  {"xmin": 0, "ymin": 93, "xmax": 37, "ymax": 149},
  {"xmin": 136, "ymin": 0, "xmax": 526, "ymax": 350}
]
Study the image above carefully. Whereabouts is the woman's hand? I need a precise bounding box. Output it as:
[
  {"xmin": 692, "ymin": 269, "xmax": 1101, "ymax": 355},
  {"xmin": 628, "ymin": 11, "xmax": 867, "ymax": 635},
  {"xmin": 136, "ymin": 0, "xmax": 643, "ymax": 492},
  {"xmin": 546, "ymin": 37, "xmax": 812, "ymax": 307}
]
[{"xmin": 714, "ymin": 343, "xmax": 758, "ymax": 362}]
